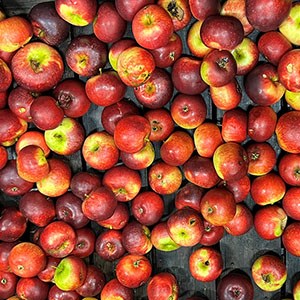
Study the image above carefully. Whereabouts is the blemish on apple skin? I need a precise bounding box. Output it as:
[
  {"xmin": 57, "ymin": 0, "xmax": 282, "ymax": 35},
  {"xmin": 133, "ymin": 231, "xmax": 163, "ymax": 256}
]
[{"xmin": 287, "ymin": 63, "xmax": 293, "ymax": 73}]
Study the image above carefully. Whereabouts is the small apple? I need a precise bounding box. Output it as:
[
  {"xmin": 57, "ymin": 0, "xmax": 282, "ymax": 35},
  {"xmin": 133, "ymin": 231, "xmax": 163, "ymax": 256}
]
[
  {"xmin": 189, "ymin": 0, "xmax": 221, "ymax": 21},
  {"xmin": 0, "ymin": 270, "xmax": 18, "ymax": 299},
  {"xmin": 71, "ymin": 227, "xmax": 95, "ymax": 258},
  {"xmin": 199, "ymin": 220, "xmax": 225, "ymax": 246}
]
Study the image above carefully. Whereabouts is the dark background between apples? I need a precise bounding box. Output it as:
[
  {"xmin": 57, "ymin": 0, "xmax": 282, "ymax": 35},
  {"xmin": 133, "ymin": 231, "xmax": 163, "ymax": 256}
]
[{"xmin": 1, "ymin": 0, "xmax": 300, "ymax": 299}]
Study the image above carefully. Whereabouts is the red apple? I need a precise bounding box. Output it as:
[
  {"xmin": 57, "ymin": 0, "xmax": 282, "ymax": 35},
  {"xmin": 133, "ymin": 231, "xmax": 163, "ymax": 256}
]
[
  {"xmin": 37, "ymin": 256, "xmax": 61, "ymax": 283},
  {"xmin": 199, "ymin": 220, "xmax": 225, "ymax": 246},
  {"xmin": 0, "ymin": 58, "xmax": 12, "ymax": 92},
  {"xmin": 278, "ymin": 153, "xmax": 300, "ymax": 186},
  {"xmin": 16, "ymin": 277, "xmax": 49, "ymax": 300},
  {"xmin": 0, "ymin": 145, "xmax": 8, "ymax": 170},
  {"xmin": 282, "ymin": 222, "xmax": 300, "ymax": 257},
  {"xmin": 0, "ymin": 242, "xmax": 19, "ymax": 272},
  {"xmin": 0, "ymin": 90, "xmax": 7, "ymax": 109},
  {"xmin": 48, "ymin": 285, "xmax": 81, "ymax": 300},
  {"xmin": 100, "ymin": 278, "xmax": 134, "ymax": 300},
  {"xmin": 71, "ymin": 227, "xmax": 95, "ymax": 258},
  {"xmin": 0, "ymin": 270, "xmax": 18, "ymax": 299},
  {"xmin": 282, "ymin": 187, "xmax": 300, "ymax": 220},
  {"xmin": 189, "ymin": 0, "xmax": 221, "ymax": 20}
]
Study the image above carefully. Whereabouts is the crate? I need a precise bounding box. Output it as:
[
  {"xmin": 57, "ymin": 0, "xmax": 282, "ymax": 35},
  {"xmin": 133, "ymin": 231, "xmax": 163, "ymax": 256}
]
[{"xmin": 1, "ymin": 1, "xmax": 300, "ymax": 299}]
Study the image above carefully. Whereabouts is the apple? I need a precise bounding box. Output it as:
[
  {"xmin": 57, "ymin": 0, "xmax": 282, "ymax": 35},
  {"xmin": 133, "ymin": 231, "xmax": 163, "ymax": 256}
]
[
  {"xmin": 285, "ymin": 89, "xmax": 300, "ymax": 111},
  {"xmin": 0, "ymin": 90, "xmax": 7, "ymax": 109},
  {"xmin": 189, "ymin": 246, "xmax": 223, "ymax": 282},
  {"xmin": 71, "ymin": 227, "xmax": 95, "ymax": 258},
  {"xmin": 189, "ymin": 0, "xmax": 221, "ymax": 20},
  {"xmin": 200, "ymin": 187, "xmax": 236, "ymax": 226},
  {"xmin": 194, "ymin": 122, "xmax": 223, "ymax": 158},
  {"xmin": 147, "ymin": 272, "xmax": 179, "ymax": 300},
  {"xmin": 282, "ymin": 187, "xmax": 300, "ymax": 220},
  {"xmin": 19, "ymin": 190, "xmax": 56, "ymax": 227},
  {"xmin": 65, "ymin": 34, "xmax": 108, "ymax": 77},
  {"xmin": 201, "ymin": 50, "xmax": 237, "ymax": 87},
  {"xmin": 131, "ymin": 191, "xmax": 164, "ymax": 226},
  {"xmin": 133, "ymin": 67, "xmax": 173, "ymax": 109},
  {"xmin": 245, "ymin": 0, "xmax": 292, "ymax": 32},
  {"xmin": 11, "ymin": 42, "xmax": 64, "ymax": 92},
  {"xmin": 0, "ymin": 270, "xmax": 18, "ymax": 299},
  {"xmin": 251, "ymin": 254, "xmax": 287, "ymax": 291},
  {"xmin": 199, "ymin": 220, "xmax": 225, "ymax": 246},
  {"xmin": 121, "ymin": 220, "xmax": 153, "ymax": 255},
  {"xmin": 8, "ymin": 242, "xmax": 46, "ymax": 278},
  {"xmin": 217, "ymin": 270, "xmax": 254, "ymax": 300},
  {"xmin": 250, "ymin": 172, "xmax": 286, "ymax": 205},
  {"xmin": 150, "ymin": 221, "xmax": 180, "ymax": 251},
  {"xmin": 167, "ymin": 207, "xmax": 204, "ymax": 247},
  {"xmin": 282, "ymin": 222, "xmax": 300, "ymax": 256},
  {"xmin": 171, "ymin": 56, "xmax": 208, "ymax": 95},
  {"xmin": 93, "ymin": 1, "xmax": 127, "ymax": 44},
  {"xmin": 0, "ymin": 16, "xmax": 33, "ymax": 52},
  {"xmin": 117, "ymin": 46, "xmax": 156, "ymax": 87},
  {"xmin": 39, "ymin": 220, "xmax": 77, "ymax": 258},
  {"xmin": 55, "ymin": 0, "xmax": 97, "ymax": 26},
  {"xmin": 48, "ymin": 285, "xmax": 81, "ymax": 300},
  {"xmin": 29, "ymin": 1, "xmax": 70, "ymax": 46},
  {"xmin": 115, "ymin": 254, "xmax": 152, "ymax": 288},
  {"xmin": 100, "ymin": 278, "xmax": 134, "ymax": 300},
  {"xmin": 54, "ymin": 255, "xmax": 87, "ymax": 291},
  {"xmin": 16, "ymin": 277, "xmax": 49, "ymax": 300},
  {"xmin": 148, "ymin": 160, "xmax": 183, "ymax": 195},
  {"xmin": 183, "ymin": 155, "xmax": 220, "ymax": 189},
  {"xmin": 0, "ymin": 58, "xmax": 12, "ymax": 92},
  {"xmin": 293, "ymin": 279, "xmax": 300, "ymax": 300},
  {"xmin": 37, "ymin": 256, "xmax": 61, "ymax": 282},
  {"xmin": 0, "ymin": 145, "xmax": 7, "ymax": 170},
  {"xmin": 132, "ymin": 4, "xmax": 174, "ymax": 50},
  {"xmin": 278, "ymin": 153, "xmax": 300, "ymax": 186},
  {"xmin": 95, "ymin": 229, "xmax": 126, "ymax": 261}
]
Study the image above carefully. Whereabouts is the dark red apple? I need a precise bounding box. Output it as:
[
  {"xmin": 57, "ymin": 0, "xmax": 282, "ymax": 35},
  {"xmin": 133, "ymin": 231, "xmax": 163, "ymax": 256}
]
[
  {"xmin": 0, "ymin": 241, "xmax": 19, "ymax": 272},
  {"xmin": 16, "ymin": 277, "xmax": 49, "ymax": 300},
  {"xmin": 189, "ymin": 0, "xmax": 220, "ymax": 20},
  {"xmin": 48, "ymin": 285, "xmax": 81, "ymax": 300},
  {"xmin": 71, "ymin": 227, "xmax": 95, "ymax": 258},
  {"xmin": 199, "ymin": 220, "xmax": 225, "ymax": 246},
  {"xmin": 0, "ymin": 270, "xmax": 18, "ymax": 299}
]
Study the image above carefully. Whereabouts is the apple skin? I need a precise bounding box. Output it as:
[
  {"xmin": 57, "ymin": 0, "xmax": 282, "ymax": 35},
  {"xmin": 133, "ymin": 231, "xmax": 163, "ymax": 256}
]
[
  {"xmin": 93, "ymin": 1, "xmax": 127, "ymax": 44},
  {"xmin": 189, "ymin": 0, "xmax": 221, "ymax": 20},
  {"xmin": 0, "ymin": 90, "xmax": 7, "ymax": 109},
  {"xmin": 189, "ymin": 246, "xmax": 223, "ymax": 282},
  {"xmin": 0, "ymin": 270, "xmax": 18, "ymax": 299},
  {"xmin": 16, "ymin": 277, "xmax": 49, "ymax": 300},
  {"xmin": 285, "ymin": 89, "xmax": 300, "ymax": 111},
  {"xmin": 132, "ymin": 4, "xmax": 174, "ymax": 50},
  {"xmin": 278, "ymin": 153, "xmax": 300, "ymax": 186},
  {"xmin": 71, "ymin": 227, "xmax": 95, "ymax": 258},
  {"xmin": 65, "ymin": 35, "xmax": 108, "ymax": 77},
  {"xmin": 282, "ymin": 222, "xmax": 300, "ymax": 257},
  {"xmin": 282, "ymin": 187, "xmax": 300, "ymax": 220},
  {"xmin": 199, "ymin": 220, "xmax": 225, "ymax": 246},
  {"xmin": 100, "ymin": 278, "xmax": 134, "ymax": 300},
  {"xmin": 0, "ymin": 58, "xmax": 12, "ymax": 92},
  {"xmin": 8, "ymin": 242, "xmax": 47, "ymax": 278},
  {"xmin": 82, "ymin": 131, "xmax": 119, "ymax": 171},
  {"xmin": 0, "ymin": 16, "xmax": 33, "ymax": 53},
  {"xmin": 37, "ymin": 256, "xmax": 61, "ymax": 282},
  {"xmin": 251, "ymin": 254, "xmax": 287, "ymax": 291},
  {"xmin": 115, "ymin": 254, "xmax": 152, "ymax": 289},
  {"xmin": 293, "ymin": 279, "xmax": 300, "ymax": 300},
  {"xmin": 250, "ymin": 172, "xmax": 286, "ymax": 206},
  {"xmin": 147, "ymin": 272, "xmax": 179, "ymax": 300},
  {"xmin": 55, "ymin": 0, "xmax": 97, "ymax": 26},
  {"xmin": 48, "ymin": 285, "xmax": 81, "ymax": 300},
  {"xmin": 245, "ymin": 0, "xmax": 292, "ymax": 32}
]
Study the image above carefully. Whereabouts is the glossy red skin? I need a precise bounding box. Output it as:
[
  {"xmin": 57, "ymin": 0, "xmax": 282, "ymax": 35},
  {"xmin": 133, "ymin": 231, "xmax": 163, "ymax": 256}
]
[
  {"xmin": 131, "ymin": 191, "xmax": 164, "ymax": 226},
  {"xmin": 282, "ymin": 187, "xmax": 300, "ymax": 220},
  {"xmin": 0, "ymin": 90, "xmax": 7, "ymax": 109},
  {"xmin": 48, "ymin": 285, "xmax": 81, "ymax": 300},
  {"xmin": 0, "ymin": 242, "xmax": 19, "ymax": 272},
  {"xmin": 19, "ymin": 190, "xmax": 55, "ymax": 227},
  {"xmin": 171, "ymin": 56, "xmax": 207, "ymax": 95},
  {"xmin": 95, "ymin": 229, "xmax": 126, "ymax": 262},
  {"xmin": 183, "ymin": 155, "xmax": 220, "ymax": 189},
  {"xmin": 16, "ymin": 277, "xmax": 49, "ymax": 300},
  {"xmin": 82, "ymin": 186, "xmax": 117, "ymax": 221},
  {"xmin": 0, "ymin": 49, "xmax": 16, "ymax": 65},
  {"xmin": 0, "ymin": 58, "xmax": 12, "ymax": 92},
  {"xmin": 37, "ymin": 256, "xmax": 61, "ymax": 282},
  {"xmin": 0, "ymin": 207, "xmax": 27, "ymax": 242},
  {"xmin": 65, "ymin": 35, "xmax": 108, "ymax": 77},
  {"xmin": 134, "ymin": 67, "xmax": 173, "ymax": 109},
  {"xmin": 199, "ymin": 220, "xmax": 225, "ymax": 246},
  {"xmin": 71, "ymin": 227, "xmax": 95, "ymax": 258},
  {"xmin": 56, "ymin": 192, "xmax": 89, "ymax": 229},
  {"xmin": 278, "ymin": 153, "xmax": 300, "ymax": 186},
  {"xmin": 0, "ymin": 270, "xmax": 18, "ymax": 299},
  {"xmin": 101, "ymin": 278, "xmax": 134, "ymax": 300},
  {"xmin": 282, "ymin": 222, "xmax": 300, "ymax": 256},
  {"xmin": 93, "ymin": 2, "xmax": 127, "ymax": 44},
  {"xmin": 0, "ymin": 145, "xmax": 8, "ymax": 170},
  {"xmin": 115, "ymin": 254, "xmax": 152, "ymax": 288},
  {"xmin": 189, "ymin": 0, "xmax": 221, "ymax": 20}
]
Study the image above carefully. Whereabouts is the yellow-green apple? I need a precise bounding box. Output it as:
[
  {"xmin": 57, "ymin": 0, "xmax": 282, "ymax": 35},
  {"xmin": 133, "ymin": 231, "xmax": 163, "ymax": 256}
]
[
  {"xmin": 282, "ymin": 187, "xmax": 300, "ymax": 220},
  {"xmin": 171, "ymin": 56, "xmax": 208, "ymax": 95},
  {"xmin": 132, "ymin": 4, "xmax": 174, "ymax": 50},
  {"xmin": 254, "ymin": 205, "xmax": 287, "ymax": 240},
  {"xmin": 102, "ymin": 164, "xmax": 142, "ymax": 202},
  {"xmin": 0, "ymin": 16, "xmax": 33, "ymax": 52},
  {"xmin": 100, "ymin": 278, "xmax": 134, "ymax": 300},
  {"xmin": 293, "ymin": 279, "xmax": 300, "ymax": 300},
  {"xmin": 0, "ymin": 58, "xmax": 12, "ymax": 92},
  {"xmin": 278, "ymin": 153, "xmax": 300, "ymax": 186},
  {"xmin": 54, "ymin": 255, "xmax": 87, "ymax": 291},
  {"xmin": 199, "ymin": 220, "xmax": 225, "ymax": 246},
  {"xmin": 147, "ymin": 272, "xmax": 179, "ymax": 300},
  {"xmin": 113, "ymin": 114, "xmax": 151, "ymax": 153},
  {"xmin": 200, "ymin": 187, "xmax": 236, "ymax": 226},
  {"xmin": 0, "ymin": 145, "xmax": 8, "ymax": 170},
  {"xmin": 194, "ymin": 122, "xmax": 223, "ymax": 158},
  {"xmin": 210, "ymin": 78, "xmax": 242, "ymax": 110},
  {"xmin": 71, "ymin": 227, "xmax": 95, "ymax": 258},
  {"xmin": 275, "ymin": 111, "xmax": 300, "ymax": 153},
  {"xmin": 167, "ymin": 207, "xmax": 204, "ymax": 247},
  {"xmin": 117, "ymin": 46, "xmax": 156, "ymax": 87},
  {"xmin": 0, "ymin": 270, "xmax": 18, "ymax": 299},
  {"xmin": 282, "ymin": 222, "xmax": 300, "ymax": 256},
  {"xmin": 278, "ymin": 49, "xmax": 300, "ymax": 92},
  {"xmin": 189, "ymin": 0, "xmax": 221, "ymax": 21},
  {"xmin": 148, "ymin": 160, "xmax": 182, "ymax": 195},
  {"xmin": 284, "ymin": 89, "xmax": 300, "ymax": 110},
  {"xmin": 144, "ymin": 108, "xmax": 175, "ymax": 142},
  {"xmin": 187, "ymin": 20, "xmax": 211, "ymax": 58},
  {"xmin": 246, "ymin": 142, "xmax": 277, "ymax": 176},
  {"xmin": 245, "ymin": 0, "xmax": 292, "ymax": 32},
  {"xmin": 93, "ymin": 1, "xmax": 127, "ymax": 44},
  {"xmin": 115, "ymin": 254, "xmax": 152, "ymax": 288},
  {"xmin": 221, "ymin": 107, "xmax": 247, "ymax": 143},
  {"xmin": 16, "ymin": 277, "xmax": 49, "ymax": 300},
  {"xmin": 150, "ymin": 221, "xmax": 180, "ymax": 252},
  {"xmin": 149, "ymin": 32, "xmax": 183, "ymax": 68},
  {"xmin": 36, "ymin": 157, "xmax": 72, "ymax": 198},
  {"xmin": 82, "ymin": 186, "xmax": 117, "ymax": 222},
  {"xmin": 183, "ymin": 155, "xmax": 220, "ymax": 189},
  {"xmin": 65, "ymin": 34, "xmax": 108, "ymax": 77},
  {"xmin": 189, "ymin": 247, "xmax": 223, "ymax": 282},
  {"xmin": 279, "ymin": 1, "xmax": 300, "ymax": 46},
  {"xmin": 248, "ymin": 105, "xmax": 277, "ymax": 142},
  {"xmin": 11, "ymin": 42, "xmax": 64, "ymax": 93},
  {"xmin": 134, "ymin": 67, "xmax": 173, "ymax": 109},
  {"xmin": 251, "ymin": 254, "xmax": 287, "ymax": 291},
  {"xmin": 201, "ymin": 50, "xmax": 237, "ymax": 87},
  {"xmin": 250, "ymin": 172, "xmax": 286, "ymax": 205},
  {"xmin": 55, "ymin": 0, "xmax": 97, "ymax": 26},
  {"xmin": 221, "ymin": 0, "xmax": 254, "ymax": 35}
]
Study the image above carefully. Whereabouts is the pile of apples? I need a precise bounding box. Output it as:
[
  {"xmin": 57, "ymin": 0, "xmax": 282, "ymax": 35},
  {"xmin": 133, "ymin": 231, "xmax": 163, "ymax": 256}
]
[{"xmin": 1, "ymin": 0, "xmax": 300, "ymax": 299}]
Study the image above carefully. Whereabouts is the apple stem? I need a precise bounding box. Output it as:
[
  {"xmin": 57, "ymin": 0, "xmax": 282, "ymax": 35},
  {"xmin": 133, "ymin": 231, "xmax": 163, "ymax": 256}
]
[
  {"xmin": 30, "ymin": 59, "xmax": 42, "ymax": 73},
  {"xmin": 217, "ymin": 57, "xmax": 229, "ymax": 69},
  {"xmin": 251, "ymin": 152, "xmax": 260, "ymax": 161},
  {"xmin": 262, "ymin": 273, "xmax": 271, "ymax": 283},
  {"xmin": 167, "ymin": 1, "xmax": 184, "ymax": 21}
]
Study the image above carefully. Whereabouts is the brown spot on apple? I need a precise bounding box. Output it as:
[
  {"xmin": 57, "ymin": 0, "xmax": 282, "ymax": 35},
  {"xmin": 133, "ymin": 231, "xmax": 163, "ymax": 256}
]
[{"xmin": 167, "ymin": 1, "xmax": 184, "ymax": 21}]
